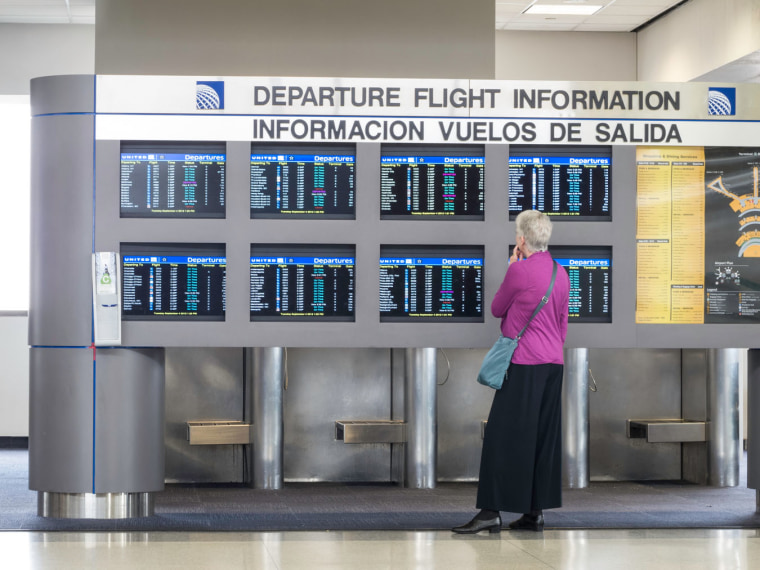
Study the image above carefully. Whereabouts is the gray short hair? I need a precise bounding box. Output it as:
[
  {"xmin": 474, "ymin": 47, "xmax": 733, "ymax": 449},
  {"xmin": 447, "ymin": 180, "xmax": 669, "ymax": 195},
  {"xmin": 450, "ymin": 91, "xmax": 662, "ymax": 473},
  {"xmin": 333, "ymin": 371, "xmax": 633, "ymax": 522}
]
[{"xmin": 515, "ymin": 210, "xmax": 553, "ymax": 252}]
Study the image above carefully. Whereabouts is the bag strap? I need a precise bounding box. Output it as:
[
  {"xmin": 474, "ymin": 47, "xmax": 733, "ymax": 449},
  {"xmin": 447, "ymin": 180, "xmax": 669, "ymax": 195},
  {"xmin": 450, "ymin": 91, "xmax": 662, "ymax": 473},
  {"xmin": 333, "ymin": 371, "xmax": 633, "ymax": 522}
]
[{"xmin": 515, "ymin": 260, "xmax": 557, "ymax": 341}]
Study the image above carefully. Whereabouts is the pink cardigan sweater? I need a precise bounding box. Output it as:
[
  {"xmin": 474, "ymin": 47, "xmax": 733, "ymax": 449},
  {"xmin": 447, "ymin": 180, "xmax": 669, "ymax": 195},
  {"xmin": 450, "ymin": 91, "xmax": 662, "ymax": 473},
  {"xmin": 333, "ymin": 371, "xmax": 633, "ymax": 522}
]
[{"xmin": 490, "ymin": 250, "xmax": 570, "ymax": 365}]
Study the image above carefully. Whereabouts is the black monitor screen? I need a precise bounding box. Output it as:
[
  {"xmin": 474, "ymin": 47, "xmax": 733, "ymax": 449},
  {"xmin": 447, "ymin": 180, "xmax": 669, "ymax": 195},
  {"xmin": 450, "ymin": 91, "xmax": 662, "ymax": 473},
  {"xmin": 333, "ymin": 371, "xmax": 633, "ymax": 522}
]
[
  {"xmin": 250, "ymin": 244, "xmax": 355, "ymax": 321},
  {"xmin": 379, "ymin": 245, "xmax": 484, "ymax": 321},
  {"xmin": 121, "ymin": 243, "xmax": 226, "ymax": 320},
  {"xmin": 381, "ymin": 146, "xmax": 485, "ymax": 220},
  {"xmin": 509, "ymin": 146, "xmax": 611, "ymax": 221},
  {"xmin": 250, "ymin": 145, "xmax": 355, "ymax": 218},
  {"xmin": 550, "ymin": 245, "xmax": 611, "ymax": 323},
  {"xmin": 120, "ymin": 142, "xmax": 226, "ymax": 218}
]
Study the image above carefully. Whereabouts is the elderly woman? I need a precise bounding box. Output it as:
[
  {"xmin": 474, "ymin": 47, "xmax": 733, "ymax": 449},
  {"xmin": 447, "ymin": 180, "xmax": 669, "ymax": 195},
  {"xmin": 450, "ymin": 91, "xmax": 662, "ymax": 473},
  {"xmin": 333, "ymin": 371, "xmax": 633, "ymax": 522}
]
[{"xmin": 453, "ymin": 209, "xmax": 570, "ymax": 534}]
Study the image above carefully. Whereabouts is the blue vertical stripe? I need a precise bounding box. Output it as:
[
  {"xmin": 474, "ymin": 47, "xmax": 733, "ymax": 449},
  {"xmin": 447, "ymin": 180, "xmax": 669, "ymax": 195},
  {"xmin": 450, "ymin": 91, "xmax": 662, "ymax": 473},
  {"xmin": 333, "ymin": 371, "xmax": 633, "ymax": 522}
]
[
  {"xmin": 91, "ymin": 77, "xmax": 97, "ymax": 494},
  {"xmin": 92, "ymin": 352, "xmax": 96, "ymax": 494}
]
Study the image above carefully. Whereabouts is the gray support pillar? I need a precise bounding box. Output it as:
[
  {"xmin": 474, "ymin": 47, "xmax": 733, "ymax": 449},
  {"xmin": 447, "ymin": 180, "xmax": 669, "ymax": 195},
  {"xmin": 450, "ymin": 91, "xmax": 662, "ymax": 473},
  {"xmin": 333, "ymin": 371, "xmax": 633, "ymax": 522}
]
[
  {"xmin": 30, "ymin": 76, "xmax": 167, "ymax": 518},
  {"xmin": 404, "ymin": 348, "xmax": 437, "ymax": 489},
  {"xmin": 706, "ymin": 348, "xmax": 741, "ymax": 487},
  {"xmin": 250, "ymin": 347, "xmax": 284, "ymax": 489},
  {"xmin": 746, "ymin": 349, "xmax": 760, "ymax": 510},
  {"xmin": 32, "ymin": 347, "xmax": 165, "ymax": 518},
  {"xmin": 562, "ymin": 348, "xmax": 589, "ymax": 489}
]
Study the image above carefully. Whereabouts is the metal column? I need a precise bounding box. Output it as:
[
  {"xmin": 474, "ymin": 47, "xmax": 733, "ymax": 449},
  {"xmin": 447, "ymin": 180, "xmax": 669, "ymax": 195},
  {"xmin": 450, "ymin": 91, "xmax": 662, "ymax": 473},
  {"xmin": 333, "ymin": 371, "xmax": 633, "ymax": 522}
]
[
  {"xmin": 404, "ymin": 348, "xmax": 437, "ymax": 489},
  {"xmin": 562, "ymin": 348, "xmax": 589, "ymax": 489},
  {"xmin": 250, "ymin": 347, "xmax": 284, "ymax": 489},
  {"xmin": 706, "ymin": 348, "xmax": 741, "ymax": 487}
]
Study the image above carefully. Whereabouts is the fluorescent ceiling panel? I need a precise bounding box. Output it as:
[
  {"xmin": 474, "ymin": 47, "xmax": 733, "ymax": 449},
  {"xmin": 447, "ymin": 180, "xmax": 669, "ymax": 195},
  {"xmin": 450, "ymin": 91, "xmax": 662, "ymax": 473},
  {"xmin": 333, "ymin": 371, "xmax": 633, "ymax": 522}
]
[{"xmin": 524, "ymin": 4, "xmax": 603, "ymax": 15}]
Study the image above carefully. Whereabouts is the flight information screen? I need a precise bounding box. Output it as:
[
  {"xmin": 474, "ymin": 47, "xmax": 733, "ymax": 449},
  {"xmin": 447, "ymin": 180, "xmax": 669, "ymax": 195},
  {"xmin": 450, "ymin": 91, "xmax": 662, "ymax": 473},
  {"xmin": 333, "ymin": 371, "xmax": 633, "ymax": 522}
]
[
  {"xmin": 551, "ymin": 246, "xmax": 611, "ymax": 323},
  {"xmin": 121, "ymin": 244, "xmax": 226, "ymax": 320},
  {"xmin": 120, "ymin": 142, "xmax": 226, "ymax": 218},
  {"xmin": 379, "ymin": 246, "xmax": 484, "ymax": 321},
  {"xmin": 509, "ymin": 146, "xmax": 611, "ymax": 221},
  {"xmin": 380, "ymin": 146, "xmax": 485, "ymax": 219},
  {"xmin": 250, "ymin": 145, "xmax": 355, "ymax": 218},
  {"xmin": 250, "ymin": 245, "xmax": 355, "ymax": 321}
]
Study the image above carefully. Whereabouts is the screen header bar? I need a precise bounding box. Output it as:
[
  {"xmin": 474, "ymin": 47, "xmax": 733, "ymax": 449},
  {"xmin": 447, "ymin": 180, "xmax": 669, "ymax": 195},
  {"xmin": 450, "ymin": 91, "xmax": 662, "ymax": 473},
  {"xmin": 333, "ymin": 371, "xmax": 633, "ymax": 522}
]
[
  {"xmin": 250, "ymin": 256, "xmax": 355, "ymax": 265},
  {"xmin": 380, "ymin": 257, "xmax": 483, "ymax": 266}
]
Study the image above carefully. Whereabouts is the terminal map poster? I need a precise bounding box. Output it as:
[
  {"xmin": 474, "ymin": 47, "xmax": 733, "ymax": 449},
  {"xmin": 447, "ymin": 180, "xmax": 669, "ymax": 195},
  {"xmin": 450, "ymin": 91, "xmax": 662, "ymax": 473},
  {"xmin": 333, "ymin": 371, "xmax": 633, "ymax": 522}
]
[{"xmin": 636, "ymin": 146, "xmax": 760, "ymax": 323}]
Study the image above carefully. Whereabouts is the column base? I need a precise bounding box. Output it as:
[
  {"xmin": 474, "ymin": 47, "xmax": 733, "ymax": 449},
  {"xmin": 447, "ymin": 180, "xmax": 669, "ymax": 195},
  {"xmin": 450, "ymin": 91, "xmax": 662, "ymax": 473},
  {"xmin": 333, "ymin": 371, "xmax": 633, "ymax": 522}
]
[{"xmin": 38, "ymin": 491, "xmax": 154, "ymax": 519}]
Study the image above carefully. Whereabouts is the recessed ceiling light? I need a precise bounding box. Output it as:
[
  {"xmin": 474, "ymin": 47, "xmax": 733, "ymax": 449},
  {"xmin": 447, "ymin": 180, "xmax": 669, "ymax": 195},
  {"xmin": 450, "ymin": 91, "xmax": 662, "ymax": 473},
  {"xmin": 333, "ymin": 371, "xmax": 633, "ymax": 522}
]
[{"xmin": 523, "ymin": 4, "xmax": 603, "ymax": 15}]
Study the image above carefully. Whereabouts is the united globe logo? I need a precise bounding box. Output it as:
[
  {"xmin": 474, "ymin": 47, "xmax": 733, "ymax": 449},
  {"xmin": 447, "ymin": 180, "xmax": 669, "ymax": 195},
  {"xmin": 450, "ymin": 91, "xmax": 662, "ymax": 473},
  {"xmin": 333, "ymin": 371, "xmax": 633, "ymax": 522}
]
[
  {"xmin": 708, "ymin": 87, "xmax": 735, "ymax": 116},
  {"xmin": 196, "ymin": 81, "xmax": 224, "ymax": 110}
]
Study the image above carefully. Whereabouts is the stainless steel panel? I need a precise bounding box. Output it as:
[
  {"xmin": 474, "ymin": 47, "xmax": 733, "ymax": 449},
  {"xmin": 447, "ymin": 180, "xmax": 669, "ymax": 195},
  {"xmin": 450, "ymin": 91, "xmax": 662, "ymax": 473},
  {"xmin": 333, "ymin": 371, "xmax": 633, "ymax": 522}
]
[
  {"xmin": 436, "ymin": 348, "xmax": 492, "ymax": 482},
  {"xmin": 682, "ymin": 349, "xmax": 708, "ymax": 484},
  {"xmin": 187, "ymin": 421, "xmax": 252, "ymax": 445},
  {"xmin": 334, "ymin": 421, "xmax": 406, "ymax": 444},
  {"xmin": 164, "ymin": 348, "xmax": 246, "ymax": 483},
  {"xmin": 683, "ymin": 349, "xmax": 708, "ymax": 419},
  {"xmin": 38, "ymin": 491, "xmax": 153, "ymax": 519},
  {"xmin": 283, "ymin": 348, "xmax": 392, "ymax": 483},
  {"xmin": 748, "ymin": 349, "xmax": 760, "ymax": 491},
  {"xmin": 588, "ymin": 348, "xmax": 682, "ymax": 481}
]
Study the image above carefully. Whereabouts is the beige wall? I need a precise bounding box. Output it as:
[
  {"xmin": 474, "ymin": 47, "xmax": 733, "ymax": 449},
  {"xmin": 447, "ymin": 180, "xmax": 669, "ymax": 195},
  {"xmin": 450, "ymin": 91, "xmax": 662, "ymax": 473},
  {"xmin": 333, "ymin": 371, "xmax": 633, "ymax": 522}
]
[
  {"xmin": 0, "ymin": 24, "xmax": 94, "ymax": 94},
  {"xmin": 95, "ymin": 0, "xmax": 494, "ymax": 79},
  {"xmin": 0, "ymin": 316, "xmax": 28, "ymax": 436},
  {"xmin": 0, "ymin": 24, "xmax": 94, "ymax": 436},
  {"xmin": 638, "ymin": 0, "xmax": 760, "ymax": 82},
  {"xmin": 495, "ymin": 31, "xmax": 637, "ymax": 81}
]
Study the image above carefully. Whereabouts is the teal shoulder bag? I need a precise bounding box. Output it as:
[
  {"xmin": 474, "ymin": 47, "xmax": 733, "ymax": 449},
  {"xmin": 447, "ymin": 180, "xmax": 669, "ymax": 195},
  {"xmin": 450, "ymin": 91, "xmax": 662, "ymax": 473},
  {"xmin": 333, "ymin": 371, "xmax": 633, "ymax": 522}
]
[{"xmin": 477, "ymin": 261, "xmax": 557, "ymax": 390}]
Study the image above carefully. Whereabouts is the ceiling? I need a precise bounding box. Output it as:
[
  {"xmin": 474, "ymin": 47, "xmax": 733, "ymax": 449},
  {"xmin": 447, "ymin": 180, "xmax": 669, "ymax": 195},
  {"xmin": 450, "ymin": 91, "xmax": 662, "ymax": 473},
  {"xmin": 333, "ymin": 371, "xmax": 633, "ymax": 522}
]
[
  {"xmin": 0, "ymin": 0, "xmax": 95, "ymax": 24},
  {"xmin": 496, "ymin": 0, "xmax": 686, "ymax": 32},
  {"xmin": 0, "ymin": 0, "xmax": 687, "ymax": 32}
]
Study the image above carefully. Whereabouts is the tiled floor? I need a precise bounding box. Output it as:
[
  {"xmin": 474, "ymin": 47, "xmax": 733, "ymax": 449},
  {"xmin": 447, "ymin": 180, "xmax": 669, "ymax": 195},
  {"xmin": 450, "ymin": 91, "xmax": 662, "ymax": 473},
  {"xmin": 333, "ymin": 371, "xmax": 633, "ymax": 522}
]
[{"xmin": 3, "ymin": 528, "xmax": 760, "ymax": 569}]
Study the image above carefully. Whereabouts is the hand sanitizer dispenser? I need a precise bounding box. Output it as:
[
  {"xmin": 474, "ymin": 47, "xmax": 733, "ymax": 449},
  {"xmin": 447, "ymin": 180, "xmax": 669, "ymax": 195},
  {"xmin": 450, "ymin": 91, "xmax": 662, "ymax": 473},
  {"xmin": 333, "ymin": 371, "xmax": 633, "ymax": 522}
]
[{"xmin": 92, "ymin": 252, "xmax": 121, "ymax": 346}]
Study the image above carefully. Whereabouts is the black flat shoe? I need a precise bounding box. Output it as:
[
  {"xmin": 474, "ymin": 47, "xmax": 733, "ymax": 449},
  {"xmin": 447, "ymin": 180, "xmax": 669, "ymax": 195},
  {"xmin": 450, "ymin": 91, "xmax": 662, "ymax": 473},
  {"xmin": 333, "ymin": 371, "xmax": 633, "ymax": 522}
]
[
  {"xmin": 452, "ymin": 514, "xmax": 502, "ymax": 534},
  {"xmin": 508, "ymin": 514, "xmax": 544, "ymax": 531}
]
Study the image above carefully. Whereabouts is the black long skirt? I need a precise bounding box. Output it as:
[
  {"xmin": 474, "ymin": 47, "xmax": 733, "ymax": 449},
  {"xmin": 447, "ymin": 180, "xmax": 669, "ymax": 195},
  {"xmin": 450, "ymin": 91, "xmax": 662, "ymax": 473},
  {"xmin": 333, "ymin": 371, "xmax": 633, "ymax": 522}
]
[{"xmin": 475, "ymin": 362, "xmax": 564, "ymax": 514}]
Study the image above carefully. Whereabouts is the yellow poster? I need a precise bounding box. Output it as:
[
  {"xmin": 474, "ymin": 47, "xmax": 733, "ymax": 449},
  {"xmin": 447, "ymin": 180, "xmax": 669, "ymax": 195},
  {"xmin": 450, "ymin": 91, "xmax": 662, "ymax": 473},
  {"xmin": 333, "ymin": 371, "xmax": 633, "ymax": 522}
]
[{"xmin": 636, "ymin": 147, "xmax": 705, "ymax": 324}]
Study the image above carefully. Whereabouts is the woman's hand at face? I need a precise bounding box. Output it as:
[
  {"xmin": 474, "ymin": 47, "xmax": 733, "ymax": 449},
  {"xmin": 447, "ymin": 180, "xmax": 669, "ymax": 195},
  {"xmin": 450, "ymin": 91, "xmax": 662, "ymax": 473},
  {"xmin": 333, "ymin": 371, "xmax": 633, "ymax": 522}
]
[{"xmin": 509, "ymin": 244, "xmax": 524, "ymax": 265}]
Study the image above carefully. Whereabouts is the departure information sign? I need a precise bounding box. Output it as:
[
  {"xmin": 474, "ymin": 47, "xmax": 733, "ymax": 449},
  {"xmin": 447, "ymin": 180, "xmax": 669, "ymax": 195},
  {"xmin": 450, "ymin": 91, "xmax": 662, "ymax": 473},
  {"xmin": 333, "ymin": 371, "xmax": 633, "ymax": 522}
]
[
  {"xmin": 552, "ymin": 248, "xmax": 612, "ymax": 323},
  {"xmin": 122, "ymin": 251, "xmax": 226, "ymax": 320},
  {"xmin": 250, "ymin": 249, "xmax": 355, "ymax": 320},
  {"xmin": 120, "ymin": 146, "xmax": 226, "ymax": 218},
  {"xmin": 380, "ymin": 155, "xmax": 484, "ymax": 219},
  {"xmin": 250, "ymin": 152, "xmax": 355, "ymax": 218},
  {"xmin": 509, "ymin": 152, "xmax": 611, "ymax": 220},
  {"xmin": 379, "ymin": 248, "xmax": 483, "ymax": 321}
]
